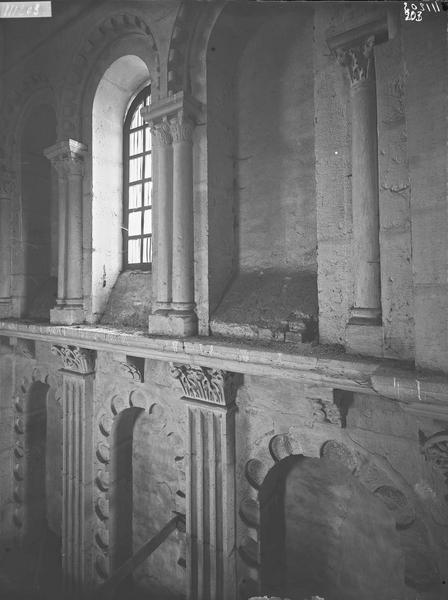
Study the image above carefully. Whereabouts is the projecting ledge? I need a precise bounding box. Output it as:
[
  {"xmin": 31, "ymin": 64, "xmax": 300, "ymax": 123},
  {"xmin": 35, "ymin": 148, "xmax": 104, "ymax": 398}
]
[{"xmin": 0, "ymin": 319, "xmax": 448, "ymax": 410}]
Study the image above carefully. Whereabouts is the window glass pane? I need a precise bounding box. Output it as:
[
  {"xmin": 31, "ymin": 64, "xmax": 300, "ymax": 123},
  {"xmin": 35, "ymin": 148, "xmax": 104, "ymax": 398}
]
[
  {"xmin": 128, "ymin": 184, "xmax": 142, "ymax": 209},
  {"xmin": 128, "ymin": 211, "xmax": 142, "ymax": 236},
  {"xmin": 129, "ymin": 157, "xmax": 143, "ymax": 183},
  {"xmin": 145, "ymin": 128, "xmax": 151, "ymax": 152},
  {"xmin": 130, "ymin": 103, "xmax": 143, "ymax": 129},
  {"xmin": 128, "ymin": 239, "xmax": 141, "ymax": 264},
  {"xmin": 129, "ymin": 130, "xmax": 143, "ymax": 156},
  {"xmin": 144, "ymin": 154, "xmax": 152, "ymax": 179},
  {"xmin": 143, "ymin": 209, "xmax": 152, "ymax": 234},
  {"xmin": 143, "ymin": 182, "xmax": 151, "ymax": 206},
  {"xmin": 142, "ymin": 237, "xmax": 152, "ymax": 263}
]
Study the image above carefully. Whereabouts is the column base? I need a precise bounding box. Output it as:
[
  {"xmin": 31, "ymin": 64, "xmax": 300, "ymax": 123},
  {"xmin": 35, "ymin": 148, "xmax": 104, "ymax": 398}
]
[
  {"xmin": 346, "ymin": 322, "xmax": 383, "ymax": 358},
  {"xmin": 0, "ymin": 298, "xmax": 12, "ymax": 318},
  {"xmin": 349, "ymin": 306, "xmax": 381, "ymax": 325},
  {"xmin": 148, "ymin": 309, "xmax": 197, "ymax": 337},
  {"xmin": 50, "ymin": 306, "xmax": 86, "ymax": 325}
]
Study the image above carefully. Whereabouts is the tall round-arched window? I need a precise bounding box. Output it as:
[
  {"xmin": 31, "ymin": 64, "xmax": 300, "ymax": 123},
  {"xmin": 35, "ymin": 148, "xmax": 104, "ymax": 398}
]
[{"xmin": 123, "ymin": 85, "xmax": 152, "ymax": 268}]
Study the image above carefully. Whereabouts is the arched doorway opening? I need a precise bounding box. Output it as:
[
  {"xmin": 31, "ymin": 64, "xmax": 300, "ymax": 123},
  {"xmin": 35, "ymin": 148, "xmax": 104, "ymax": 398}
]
[{"xmin": 259, "ymin": 455, "xmax": 406, "ymax": 600}]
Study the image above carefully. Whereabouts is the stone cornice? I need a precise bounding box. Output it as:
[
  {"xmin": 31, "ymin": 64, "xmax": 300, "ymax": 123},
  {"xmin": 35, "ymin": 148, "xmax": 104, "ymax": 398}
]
[
  {"xmin": 141, "ymin": 91, "xmax": 202, "ymax": 127},
  {"xmin": 326, "ymin": 16, "xmax": 389, "ymax": 53},
  {"xmin": 1, "ymin": 320, "xmax": 448, "ymax": 411}
]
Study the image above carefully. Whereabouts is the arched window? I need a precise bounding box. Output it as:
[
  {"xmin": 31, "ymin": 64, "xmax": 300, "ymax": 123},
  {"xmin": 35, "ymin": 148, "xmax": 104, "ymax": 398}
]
[{"xmin": 123, "ymin": 85, "xmax": 152, "ymax": 269}]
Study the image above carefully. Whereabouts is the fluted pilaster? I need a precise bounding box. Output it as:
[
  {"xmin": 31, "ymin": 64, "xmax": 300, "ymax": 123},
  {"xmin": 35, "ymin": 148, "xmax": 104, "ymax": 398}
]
[
  {"xmin": 51, "ymin": 344, "xmax": 96, "ymax": 595},
  {"xmin": 172, "ymin": 364, "xmax": 241, "ymax": 600}
]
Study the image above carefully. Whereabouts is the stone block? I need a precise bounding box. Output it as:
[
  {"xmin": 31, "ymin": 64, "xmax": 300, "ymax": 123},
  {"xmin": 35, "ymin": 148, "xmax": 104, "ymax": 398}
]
[
  {"xmin": 50, "ymin": 306, "xmax": 85, "ymax": 325},
  {"xmin": 345, "ymin": 323, "xmax": 383, "ymax": 358},
  {"xmin": 148, "ymin": 311, "xmax": 198, "ymax": 337}
]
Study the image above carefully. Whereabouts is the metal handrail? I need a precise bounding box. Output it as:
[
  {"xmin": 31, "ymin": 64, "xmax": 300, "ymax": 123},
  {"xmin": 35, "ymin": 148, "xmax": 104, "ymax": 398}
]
[{"xmin": 94, "ymin": 513, "xmax": 185, "ymax": 599}]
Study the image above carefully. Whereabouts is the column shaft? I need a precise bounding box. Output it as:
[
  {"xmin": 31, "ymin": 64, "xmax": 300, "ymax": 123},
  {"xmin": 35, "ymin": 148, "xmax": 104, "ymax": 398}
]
[
  {"xmin": 154, "ymin": 122, "xmax": 173, "ymax": 310},
  {"xmin": 171, "ymin": 118, "xmax": 195, "ymax": 311},
  {"xmin": 66, "ymin": 171, "xmax": 83, "ymax": 303},
  {"xmin": 56, "ymin": 168, "xmax": 67, "ymax": 302},
  {"xmin": 0, "ymin": 171, "xmax": 14, "ymax": 315},
  {"xmin": 351, "ymin": 76, "xmax": 381, "ymax": 320},
  {"xmin": 0, "ymin": 197, "xmax": 11, "ymax": 300}
]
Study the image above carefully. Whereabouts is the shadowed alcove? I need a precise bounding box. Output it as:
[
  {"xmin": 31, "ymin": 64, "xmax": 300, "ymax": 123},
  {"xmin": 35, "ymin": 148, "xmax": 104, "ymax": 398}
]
[
  {"xmin": 259, "ymin": 455, "xmax": 406, "ymax": 600},
  {"xmin": 20, "ymin": 103, "xmax": 57, "ymax": 319}
]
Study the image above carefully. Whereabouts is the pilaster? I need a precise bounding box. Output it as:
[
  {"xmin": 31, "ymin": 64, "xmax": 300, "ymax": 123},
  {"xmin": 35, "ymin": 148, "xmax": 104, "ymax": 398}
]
[
  {"xmin": 51, "ymin": 344, "xmax": 96, "ymax": 595},
  {"xmin": 44, "ymin": 140, "xmax": 87, "ymax": 325},
  {"xmin": 171, "ymin": 364, "xmax": 242, "ymax": 600}
]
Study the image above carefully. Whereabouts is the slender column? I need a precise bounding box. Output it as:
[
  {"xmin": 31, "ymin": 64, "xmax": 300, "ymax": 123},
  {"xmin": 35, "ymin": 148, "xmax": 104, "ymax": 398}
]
[
  {"xmin": 65, "ymin": 156, "xmax": 84, "ymax": 304},
  {"xmin": 170, "ymin": 113, "xmax": 195, "ymax": 312},
  {"xmin": 44, "ymin": 140, "xmax": 87, "ymax": 325},
  {"xmin": 0, "ymin": 169, "xmax": 14, "ymax": 317},
  {"xmin": 152, "ymin": 120, "xmax": 173, "ymax": 311},
  {"xmin": 51, "ymin": 344, "xmax": 96, "ymax": 596},
  {"xmin": 337, "ymin": 36, "xmax": 381, "ymax": 324},
  {"xmin": 172, "ymin": 365, "xmax": 241, "ymax": 600}
]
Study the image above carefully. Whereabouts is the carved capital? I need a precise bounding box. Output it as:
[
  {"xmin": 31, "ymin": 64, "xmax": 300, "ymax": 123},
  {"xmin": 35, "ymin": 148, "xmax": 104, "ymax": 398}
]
[
  {"xmin": 171, "ymin": 364, "xmax": 241, "ymax": 406},
  {"xmin": 44, "ymin": 139, "xmax": 87, "ymax": 177},
  {"xmin": 151, "ymin": 120, "xmax": 172, "ymax": 146},
  {"xmin": 336, "ymin": 35, "xmax": 375, "ymax": 84},
  {"xmin": 169, "ymin": 113, "xmax": 194, "ymax": 144},
  {"xmin": 51, "ymin": 344, "xmax": 96, "ymax": 374}
]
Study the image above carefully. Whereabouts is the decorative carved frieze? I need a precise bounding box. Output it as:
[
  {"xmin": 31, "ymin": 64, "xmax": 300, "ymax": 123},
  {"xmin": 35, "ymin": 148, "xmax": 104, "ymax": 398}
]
[
  {"xmin": 171, "ymin": 363, "xmax": 240, "ymax": 406},
  {"xmin": 335, "ymin": 35, "xmax": 375, "ymax": 84},
  {"xmin": 51, "ymin": 344, "xmax": 96, "ymax": 374}
]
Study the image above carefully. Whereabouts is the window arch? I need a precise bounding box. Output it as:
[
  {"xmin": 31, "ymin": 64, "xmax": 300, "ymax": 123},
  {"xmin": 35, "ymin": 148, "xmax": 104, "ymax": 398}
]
[{"xmin": 123, "ymin": 85, "xmax": 152, "ymax": 269}]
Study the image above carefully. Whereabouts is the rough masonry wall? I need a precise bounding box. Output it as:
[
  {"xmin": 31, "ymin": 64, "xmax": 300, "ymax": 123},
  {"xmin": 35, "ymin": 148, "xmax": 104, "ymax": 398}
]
[
  {"xmin": 206, "ymin": 15, "xmax": 238, "ymax": 314},
  {"xmin": 236, "ymin": 9, "xmax": 316, "ymax": 273},
  {"xmin": 403, "ymin": 14, "xmax": 448, "ymax": 372}
]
